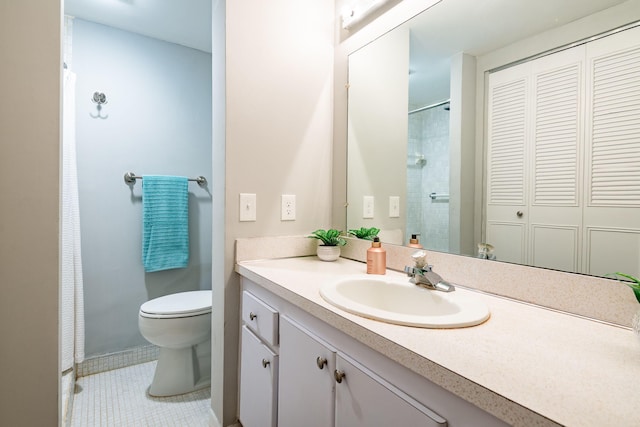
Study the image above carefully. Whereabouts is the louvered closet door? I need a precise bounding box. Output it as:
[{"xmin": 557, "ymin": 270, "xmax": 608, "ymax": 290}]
[
  {"xmin": 487, "ymin": 47, "xmax": 584, "ymax": 269},
  {"xmin": 486, "ymin": 61, "xmax": 530, "ymax": 264},
  {"xmin": 583, "ymin": 25, "xmax": 640, "ymax": 278},
  {"xmin": 527, "ymin": 47, "xmax": 584, "ymax": 272}
]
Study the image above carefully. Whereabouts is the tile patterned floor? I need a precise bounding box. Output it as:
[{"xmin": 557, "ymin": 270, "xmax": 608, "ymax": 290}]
[{"xmin": 70, "ymin": 361, "xmax": 211, "ymax": 426}]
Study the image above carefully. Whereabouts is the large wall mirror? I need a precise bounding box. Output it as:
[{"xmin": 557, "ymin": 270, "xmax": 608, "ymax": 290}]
[{"xmin": 347, "ymin": 0, "xmax": 640, "ymax": 278}]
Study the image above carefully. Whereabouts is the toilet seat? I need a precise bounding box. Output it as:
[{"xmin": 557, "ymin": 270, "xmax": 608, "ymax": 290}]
[{"xmin": 140, "ymin": 290, "xmax": 212, "ymax": 319}]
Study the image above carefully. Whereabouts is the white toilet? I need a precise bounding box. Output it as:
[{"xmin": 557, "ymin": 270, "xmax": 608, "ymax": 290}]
[{"xmin": 138, "ymin": 290, "xmax": 212, "ymax": 397}]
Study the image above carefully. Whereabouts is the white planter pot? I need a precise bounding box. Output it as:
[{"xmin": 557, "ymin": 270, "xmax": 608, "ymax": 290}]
[{"xmin": 317, "ymin": 245, "xmax": 340, "ymax": 262}]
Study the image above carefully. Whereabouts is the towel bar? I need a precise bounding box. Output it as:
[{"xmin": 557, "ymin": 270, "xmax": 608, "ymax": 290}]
[
  {"xmin": 429, "ymin": 192, "xmax": 450, "ymax": 201},
  {"xmin": 124, "ymin": 172, "xmax": 207, "ymax": 187}
]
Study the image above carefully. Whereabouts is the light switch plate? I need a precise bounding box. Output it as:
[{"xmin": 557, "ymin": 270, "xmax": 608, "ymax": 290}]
[
  {"xmin": 363, "ymin": 196, "xmax": 374, "ymax": 219},
  {"xmin": 239, "ymin": 193, "xmax": 256, "ymax": 222},
  {"xmin": 389, "ymin": 196, "xmax": 400, "ymax": 218},
  {"xmin": 281, "ymin": 194, "xmax": 296, "ymax": 221}
]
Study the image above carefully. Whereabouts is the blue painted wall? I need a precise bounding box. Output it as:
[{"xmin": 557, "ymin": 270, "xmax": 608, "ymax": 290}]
[{"xmin": 73, "ymin": 19, "xmax": 212, "ymax": 357}]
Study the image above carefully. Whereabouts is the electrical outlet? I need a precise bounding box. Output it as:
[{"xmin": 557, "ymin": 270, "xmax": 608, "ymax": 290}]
[
  {"xmin": 239, "ymin": 193, "xmax": 256, "ymax": 222},
  {"xmin": 363, "ymin": 196, "xmax": 374, "ymax": 219},
  {"xmin": 281, "ymin": 194, "xmax": 296, "ymax": 221},
  {"xmin": 389, "ymin": 196, "xmax": 400, "ymax": 218}
]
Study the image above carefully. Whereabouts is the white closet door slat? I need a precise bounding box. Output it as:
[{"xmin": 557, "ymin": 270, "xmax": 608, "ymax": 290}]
[
  {"xmin": 488, "ymin": 79, "xmax": 526, "ymax": 205},
  {"xmin": 533, "ymin": 63, "xmax": 581, "ymax": 206},
  {"xmin": 590, "ymin": 45, "xmax": 640, "ymax": 206}
]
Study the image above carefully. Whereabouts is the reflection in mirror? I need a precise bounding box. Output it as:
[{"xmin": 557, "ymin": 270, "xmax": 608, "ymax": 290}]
[{"xmin": 347, "ymin": 0, "xmax": 640, "ymax": 278}]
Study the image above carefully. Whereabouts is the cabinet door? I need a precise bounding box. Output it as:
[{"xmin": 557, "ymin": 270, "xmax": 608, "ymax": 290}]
[
  {"xmin": 239, "ymin": 326, "xmax": 278, "ymax": 427},
  {"xmin": 278, "ymin": 316, "xmax": 336, "ymax": 427},
  {"xmin": 335, "ymin": 353, "xmax": 447, "ymax": 427}
]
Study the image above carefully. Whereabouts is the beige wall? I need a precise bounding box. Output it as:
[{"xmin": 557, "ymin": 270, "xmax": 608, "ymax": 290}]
[
  {"xmin": 448, "ymin": 52, "xmax": 476, "ymax": 256},
  {"xmin": 0, "ymin": 1, "xmax": 61, "ymax": 426},
  {"xmin": 346, "ymin": 27, "xmax": 409, "ymax": 238},
  {"xmin": 332, "ymin": 0, "xmax": 442, "ymax": 229},
  {"xmin": 216, "ymin": 0, "xmax": 335, "ymax": 424}
]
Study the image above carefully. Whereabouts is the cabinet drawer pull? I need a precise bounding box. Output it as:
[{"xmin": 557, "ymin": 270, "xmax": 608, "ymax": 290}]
[
  {"xmin": 516, "ymin": 210, "xmax": 523, "ymax": 217},
  {"xmin": 316, "ymin": 357, "xmax": 327, "ymax": 370},
  {"xmin": 262, "ymin": 358, "xmax": 270, "ymax": 368},
  {"xmin": 249, "ymin": 312, "xmax": 257, "ymax": 321},
  {"xmin": 334, "ymin": 370, "xmax": 346, "ymax": 383}
]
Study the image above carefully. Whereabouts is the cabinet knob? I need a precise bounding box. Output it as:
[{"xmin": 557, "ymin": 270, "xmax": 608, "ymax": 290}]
[
  {"xmin": 316, "ymin": 357, "xmax": 327, "ymax": 370},
  {"xmin": 262, "ymin": 358, "xmax": 270, "ymax": 368},
  {"xmin": 249, "ymin": 312, "xmax": 257, "ymax": 321},
  {"xmin": 516, "ymin": 210, "xmax": 524, "ymax": 217},
  {"xmin": 334, "ymin": 370, "xmax": 346, "ymax": 383}
]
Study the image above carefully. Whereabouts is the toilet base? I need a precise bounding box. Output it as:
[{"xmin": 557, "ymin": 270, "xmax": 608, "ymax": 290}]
[{"xmin": 148, "ymin": 343, "xmax": 211, "ymax": 397}]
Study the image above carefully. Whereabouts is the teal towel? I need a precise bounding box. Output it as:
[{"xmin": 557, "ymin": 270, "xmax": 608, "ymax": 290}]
[{"xmin": 142, "ymin": 175, "xmax": 189, "ymax": 272}]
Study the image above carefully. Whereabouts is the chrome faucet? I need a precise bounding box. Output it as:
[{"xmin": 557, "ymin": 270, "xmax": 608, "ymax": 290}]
[{"xmin": 404, "ymin": 251, "xmax": 455, "ymax": 292}]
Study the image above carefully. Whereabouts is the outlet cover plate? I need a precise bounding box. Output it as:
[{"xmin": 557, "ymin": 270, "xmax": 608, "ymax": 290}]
[
  {"xmin": 363, "ymin": 196, "xmax": 374, "ymax": 219},
  {"xmin": 389, "ymin": 196, "xmax": 400, "ymax": 218},
  {"xmin": 281, "ymin": 194, "xmax": 296, "ymax": 221}
]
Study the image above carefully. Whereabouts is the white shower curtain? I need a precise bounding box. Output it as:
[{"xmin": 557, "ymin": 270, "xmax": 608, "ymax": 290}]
[{"xmin": 61, "ymin": 69, "xmax": 85, "ymax": 371}]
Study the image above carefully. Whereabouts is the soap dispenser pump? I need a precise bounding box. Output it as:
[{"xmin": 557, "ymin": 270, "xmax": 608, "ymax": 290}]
[
  {"xmin": 408, "ymin": 234, "xmax": 423, "ymax": 249},
  {"xmin": 367, "ymin": 237, "xmax": 386, "ymax": 275}
]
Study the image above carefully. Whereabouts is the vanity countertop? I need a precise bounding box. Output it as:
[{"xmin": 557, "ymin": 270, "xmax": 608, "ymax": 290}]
[{"xmin": 236, "ymin": 256, "xmax": 640, "ymax": 427}]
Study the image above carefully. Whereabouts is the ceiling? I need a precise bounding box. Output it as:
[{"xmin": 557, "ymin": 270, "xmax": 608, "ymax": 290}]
[
  {"xmin": 405, "ymin": 0, "xmax": 629, "ymax": 106},
  {"xmin": 64, "ymin": 0, "xmax": 212, "ymax": 53},
  {"xmin": 64, "ymin": 0, "xmax": 629, "ymax": 93}
]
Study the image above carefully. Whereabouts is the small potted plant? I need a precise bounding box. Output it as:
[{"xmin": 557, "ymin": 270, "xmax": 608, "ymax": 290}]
[
  {"xmin": 308, "ymin": 229, "xmax": 346, "ymax": 261},
  {"xmin": 348, "ymin": 227, "xmax": 380, "ymax": 241}
]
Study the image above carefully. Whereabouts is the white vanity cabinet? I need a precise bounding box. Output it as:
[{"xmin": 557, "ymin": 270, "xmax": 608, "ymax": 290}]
[
  {"xmin": 238, "ymin": 291, "xmax": 279, "ymax": 427},
  {"xmin": 239, "ymin": 278, "xmax": 508, "ymax": 427}
]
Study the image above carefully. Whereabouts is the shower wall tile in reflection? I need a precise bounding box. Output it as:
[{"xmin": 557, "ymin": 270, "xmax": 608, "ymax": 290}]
[
  {"xmin": 407, "ymin": 114, "xmax": 423, "ymax": 243},
  {"xmin": 407, "ymin": 106, "xmax": 449, "ymax": 251}
]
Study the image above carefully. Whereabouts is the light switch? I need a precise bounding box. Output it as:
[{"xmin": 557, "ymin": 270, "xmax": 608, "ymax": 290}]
[
  {"xmin": 363, "ymin": 196, "xmax": 374, "ymax": 219},
  {"xmin": 389, "ymin": 196, "xmax": 400, "ymax": 218},
  {"xmin": 239, "ymin": 193, "xmax": 256, "ymax": 222}
]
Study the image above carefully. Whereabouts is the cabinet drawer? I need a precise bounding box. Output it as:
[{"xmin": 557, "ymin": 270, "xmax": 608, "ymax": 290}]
[{"xmin": 242, "ymin": 291, "xmax": 279, "ymax": 346}]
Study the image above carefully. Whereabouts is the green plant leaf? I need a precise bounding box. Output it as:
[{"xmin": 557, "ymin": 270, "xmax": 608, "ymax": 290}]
[
  {"xmin": 613, "ymin": 272, "xmax": 640, "ymax": 304},
  {"xmin": 308, "ymin": 229, "xmax": 346, "ymax": 246},
  {"xmin": 348, "ymin": 227, "xmax": 380, "ymax": 240}
]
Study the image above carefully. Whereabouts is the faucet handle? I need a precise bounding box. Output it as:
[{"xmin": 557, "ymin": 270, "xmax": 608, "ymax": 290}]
[
  {"xmin": 411, "ymin": 250, "xmax": 428, "ymax": 269},
  {"xmin": 404, "ymin": 265, "xmax": 416, "ymax": 276}
]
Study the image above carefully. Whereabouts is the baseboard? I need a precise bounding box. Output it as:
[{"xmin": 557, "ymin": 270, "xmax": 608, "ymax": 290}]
[
  {"xmin": 209, "ymin": 407, "xmax": 221, "ymax": 427},
  {"xmin": 76, "ymin": 345, "xmax": 159, "ymax": 378}
]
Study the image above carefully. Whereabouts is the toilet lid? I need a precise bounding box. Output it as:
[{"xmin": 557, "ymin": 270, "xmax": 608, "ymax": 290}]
[{"xmin": 140, "ymin": 290, "xmax": 212, "ymax": 318}]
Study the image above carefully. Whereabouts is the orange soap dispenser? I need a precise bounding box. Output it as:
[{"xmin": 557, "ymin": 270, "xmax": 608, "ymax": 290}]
[
  {"xmin": 408, "ymin": 234, "xmax": 423, "ymax": 248},
  {"xmin": 366, "ymin": 237, "xmax": 386, "ymax": 275}
]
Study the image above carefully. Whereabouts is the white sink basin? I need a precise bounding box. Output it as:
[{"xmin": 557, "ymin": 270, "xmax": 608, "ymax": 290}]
[{"xmin": 320, "ymin": 275, "xmax": 490, "ymax": 328}]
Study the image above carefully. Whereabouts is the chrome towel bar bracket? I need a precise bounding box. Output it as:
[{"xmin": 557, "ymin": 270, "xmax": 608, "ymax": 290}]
[{"xmin": 123, "ymin": 172, "xmax": 207, "ymax": 187}]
